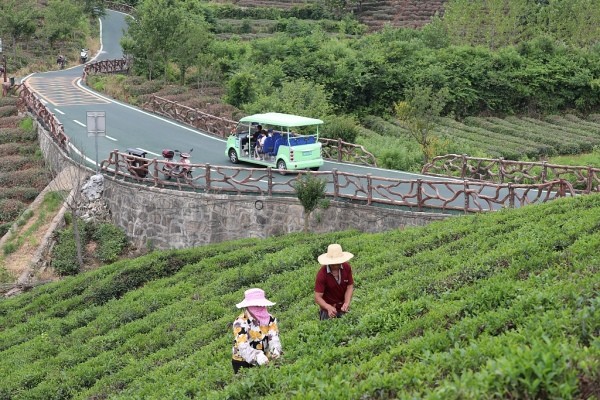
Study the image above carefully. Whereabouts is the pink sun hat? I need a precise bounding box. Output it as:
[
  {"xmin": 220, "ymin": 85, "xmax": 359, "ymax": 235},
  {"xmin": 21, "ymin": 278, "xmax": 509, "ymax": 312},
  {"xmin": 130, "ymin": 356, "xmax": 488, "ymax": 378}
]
[{"xmin": 236, "ymin": 288, "xmax": 276, "ymax": 308}]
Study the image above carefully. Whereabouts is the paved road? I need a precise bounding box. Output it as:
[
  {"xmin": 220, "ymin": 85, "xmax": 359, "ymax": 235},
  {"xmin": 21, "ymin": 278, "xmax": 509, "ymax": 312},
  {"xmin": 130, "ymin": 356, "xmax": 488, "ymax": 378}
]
[
  {"xmin": 23, "ymin": 10, "xmax": 445, "ymax": 180},
  {"xmin": 23, "ymin": 10, "xmax": 547, "ymax": 211}
]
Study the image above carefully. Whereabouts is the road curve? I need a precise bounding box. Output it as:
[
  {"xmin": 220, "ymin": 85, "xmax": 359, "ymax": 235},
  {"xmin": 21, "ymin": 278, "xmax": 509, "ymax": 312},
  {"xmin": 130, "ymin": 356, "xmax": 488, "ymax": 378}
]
[{"xmin": 23, "ymin": 10, "xmax": 544, "ymax": 212}]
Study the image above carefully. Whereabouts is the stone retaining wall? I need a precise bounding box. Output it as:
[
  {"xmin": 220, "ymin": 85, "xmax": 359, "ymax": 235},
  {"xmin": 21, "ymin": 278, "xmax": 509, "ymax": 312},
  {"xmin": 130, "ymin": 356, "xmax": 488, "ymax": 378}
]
[{"xmin": 35, "ymin": 116, "xmax": 451, "ymax": 250}]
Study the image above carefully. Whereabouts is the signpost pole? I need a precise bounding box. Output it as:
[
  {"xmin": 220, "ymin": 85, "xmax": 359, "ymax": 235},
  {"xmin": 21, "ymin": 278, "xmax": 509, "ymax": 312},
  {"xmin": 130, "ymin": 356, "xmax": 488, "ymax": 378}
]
[{"xmin": 87, "ymin": 111, "xmax": 106, "ymax": 172}]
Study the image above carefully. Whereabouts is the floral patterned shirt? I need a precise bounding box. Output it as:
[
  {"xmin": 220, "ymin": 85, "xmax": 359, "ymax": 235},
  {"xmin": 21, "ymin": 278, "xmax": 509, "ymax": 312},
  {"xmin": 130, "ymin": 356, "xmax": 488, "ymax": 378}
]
[{"xmin": 232, "ymin": 310, "xmax": 282, "ymax": 364}]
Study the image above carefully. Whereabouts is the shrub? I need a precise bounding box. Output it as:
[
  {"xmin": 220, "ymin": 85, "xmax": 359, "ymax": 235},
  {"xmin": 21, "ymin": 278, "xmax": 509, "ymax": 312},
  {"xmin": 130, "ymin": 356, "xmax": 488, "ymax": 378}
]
[
  {"xmin": 0, "ymin": 105, "xmax": 18, "ymax": 118},
  {"xmin": 92, "ymin": 223, "xmax": 128, "ymax": 263},
  {"xmin": 0, "ymin": 187, "xmax": 40, "ymax": 202},
  {"xmin": 18, "ymin": 117, "xmax": 34, "ymax": 133},
  {"xmin": 0, "ymin": 222, "xmax": 11, "ymax": 237},
  {"xmin": 126, "ymin": 79, "xmax": 163, "ymax": 96},
  {"xmin": 0, "ymin": 168, "xmax": 51, "ymax": 190},
  {"xmin": 0, "ymin": 128, "xmax": 37, "ymax": 144},
  {"xmin": 322, "ymin": 114, "xmax": 360, "ymax": 143},
  {"xmin": 0, "ymin": 155, "xmax": 35, "ymax": 172},
  {"xmin": 0, "ymin": 115, "xmax": 23, "ymax": 129},
  {"xmin": 0, "ymin": 96, "xmax": 18, "ymax": 107},
  {"xmin": 51, "ymin": 226, "xmax": 84, "ymax": 276},
  {"xmin": 0, "ymin": 198, "xmax": 26, "ymax": 224}
]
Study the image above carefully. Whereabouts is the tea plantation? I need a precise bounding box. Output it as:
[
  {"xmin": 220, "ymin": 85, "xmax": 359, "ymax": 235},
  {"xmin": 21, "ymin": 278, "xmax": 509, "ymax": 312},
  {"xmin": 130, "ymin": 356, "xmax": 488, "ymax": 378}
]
[{"xmin": 0, "ymin": 194, "xmax": 599, "ymax": 399}]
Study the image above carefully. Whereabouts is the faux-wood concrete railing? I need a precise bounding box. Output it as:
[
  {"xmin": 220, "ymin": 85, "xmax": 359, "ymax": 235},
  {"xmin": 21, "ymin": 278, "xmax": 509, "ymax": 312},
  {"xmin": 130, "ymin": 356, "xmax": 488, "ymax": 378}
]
[
  {"xmin": 422, "ymin": 154, "xmax": 600, "ymax": 195},
  {"xmin": 16, "ymin": 84, "xmax": 69, "ymax": 152},
  {"xmin": 141, "ymin": 94, "xmax": 378, "ymax": 167},
  {"xmin": 101, "ymin": 149, "xmax": 575, "ymax": 213}
]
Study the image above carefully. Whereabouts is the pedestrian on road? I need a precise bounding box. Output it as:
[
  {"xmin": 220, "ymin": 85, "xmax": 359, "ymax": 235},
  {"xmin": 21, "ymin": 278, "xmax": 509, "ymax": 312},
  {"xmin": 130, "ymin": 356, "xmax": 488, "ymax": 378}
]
[
  {"xmin": 231, "ymin": 288, "xmax": 282, "ymax": 373},
  {"xmin": 314, "ymin": 243, "xmax": 355, "ymax": 320}
]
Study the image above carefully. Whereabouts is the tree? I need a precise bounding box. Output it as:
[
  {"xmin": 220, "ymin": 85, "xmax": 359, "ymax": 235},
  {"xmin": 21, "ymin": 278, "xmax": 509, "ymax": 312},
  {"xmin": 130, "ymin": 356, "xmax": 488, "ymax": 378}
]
[
  {"xmin": 0, "ymin": 0, "xmax": 37, "ymax": 58},
  {"xmin": 42, "ymin": 0, "xmax": 86, "ymax": 48},
  {"xmin": 244, "ymin": 78, "xmax": 333, "ymax": 117},
  {"xmin": 170, "ymin": 13, "xmax": 212, "ymax": 85},
  {"xmin": 394, "ymin": 85, "xmax": 449, "ymax": 164},
  {"xmin": 293, "ymin": 173, "xmax": 329, "ymax": 232},
  {"xmin": 123, "ymin": 0, "xmax": 185, "ymax": 81}
]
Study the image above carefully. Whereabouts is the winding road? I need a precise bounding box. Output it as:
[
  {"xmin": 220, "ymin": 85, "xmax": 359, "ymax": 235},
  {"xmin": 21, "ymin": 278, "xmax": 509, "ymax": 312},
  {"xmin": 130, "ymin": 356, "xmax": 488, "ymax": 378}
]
[{"xmin": 22, "ymin": 10, "xmax": 554, "ymax": 212}]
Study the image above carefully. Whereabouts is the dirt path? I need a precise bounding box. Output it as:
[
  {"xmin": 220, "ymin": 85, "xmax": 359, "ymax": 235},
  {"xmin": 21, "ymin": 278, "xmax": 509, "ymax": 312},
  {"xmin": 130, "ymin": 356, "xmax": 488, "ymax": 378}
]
[{"xmin": 0, "ymin": 167, "xmax": 78, "ymax": 288}]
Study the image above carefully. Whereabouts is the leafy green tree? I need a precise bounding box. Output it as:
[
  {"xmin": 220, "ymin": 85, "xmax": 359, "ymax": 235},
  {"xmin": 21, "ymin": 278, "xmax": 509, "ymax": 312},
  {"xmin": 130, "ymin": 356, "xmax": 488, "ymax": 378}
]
[
  {"xmin": 0, "ymin": 0, "xmax": 37, "ymax": 58},
  {"xmin": 123, "ymin": 0, "xmax": 185, "ymax": 81},
  {"xmin": 293, "ymin": 173, "xmax": 329, "ymax": 232},
  {"xmin": 322, "ymin": 114, "xmax": 359, "ymax": 143},
  {"xmin": 170, "ymin": 13, "xmax": 212, "ymax": 85},
  {"xmin": 394, "ymin": 85, "xmax": 449, "ymax": 164},
  {"xmin": 42, "ymin": 0, "xmax": 86, "ymax": 48},
  {"xmin": 244, "ymin": 78, "xmax": 333, "ymax": 117},
  {"xmin": 225, "ymin": 72, "xmax": 257, "ymax": 108}
]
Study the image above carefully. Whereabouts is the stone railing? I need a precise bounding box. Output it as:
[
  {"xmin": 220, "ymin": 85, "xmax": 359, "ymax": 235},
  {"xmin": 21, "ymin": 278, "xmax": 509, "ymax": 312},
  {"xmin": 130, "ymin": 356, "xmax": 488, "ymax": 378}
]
[
  {"xmin": 422, "ymin": 154, "xmax": 600, "ymax": 195},
  {"xmin": 100, "ymin": 149, "xmax": 575, "ymax": 213},
  {"xmin": 141, "ymin": 94, "xmax": 378, "ymax": 166},
  {"xmin": 16, "ymin": 84, "xmax": 69, "ymax": 152}
]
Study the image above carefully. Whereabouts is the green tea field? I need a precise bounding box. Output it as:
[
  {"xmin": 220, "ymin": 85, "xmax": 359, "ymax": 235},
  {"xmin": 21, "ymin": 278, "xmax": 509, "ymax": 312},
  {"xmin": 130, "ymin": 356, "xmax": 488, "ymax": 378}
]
[{"xmin": 1, "ymin": 194, "xmax": 599, "ymax": 399}]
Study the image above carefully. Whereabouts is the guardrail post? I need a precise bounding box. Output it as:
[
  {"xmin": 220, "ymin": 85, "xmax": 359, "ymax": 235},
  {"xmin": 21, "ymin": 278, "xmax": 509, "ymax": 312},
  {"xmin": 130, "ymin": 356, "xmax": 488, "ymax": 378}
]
[
  {"xmin": 337, "ymin": 139, "xmax": 343, "ymax": 162},
  {"xmin": 112, "ymin": 149, "xmax": 120, "ymax": 176},
  {"xmin": 508, "ymin": 183, "xmax": 515, "ymax": 208},
  {"xmin": 461, "ymin": 154, "xmax": 467, "ymax": 179},
  {"xmin": 586, "ymin": 166, "xmax": 593, "ymax": 194},
  {"xmin": 558, "ymin": 179, "xmax": 566, "ymax": 197},
  {"xmin": 464, "ymin": 180, "xmax": 470, "ymax": 213},
  {"xmin": 541, "ymin": 161, "xmax": 547, "ymax": 183},
  {"xmin": 499, "ymin": 157, "xmax": 505, "ymax": 183},
  {"xmin": 367, "ymin": 174, "xmax": 372, "ymax": 205},
  {"xmin": 333, "ymin": 169, "xmax": 339, "ymax": 200},
  {"xmin": 267, "ymin": 168, "xmax": 273, "ymax": 196},
  {"xmin": 205, "ymin": 164, "xmax": 211, "ymax": 191},
  {"xmin": 152, "ymin": 157, "xmax": 159, "ymax": 185},
  {"xmin": 417, "ymin": 179, "xmax": 423, "ymax": 211}
]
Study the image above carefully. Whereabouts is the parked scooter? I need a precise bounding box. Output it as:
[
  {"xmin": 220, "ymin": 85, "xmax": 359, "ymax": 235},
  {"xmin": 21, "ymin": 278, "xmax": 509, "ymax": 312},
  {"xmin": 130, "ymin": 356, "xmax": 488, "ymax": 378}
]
[
  {"xmin": 80, "ymin": 49, "xmax": 89, "ymax": 64},
  {"xmin": 161, "ymin": 148, "xmax": 193, "ymax": 180}
]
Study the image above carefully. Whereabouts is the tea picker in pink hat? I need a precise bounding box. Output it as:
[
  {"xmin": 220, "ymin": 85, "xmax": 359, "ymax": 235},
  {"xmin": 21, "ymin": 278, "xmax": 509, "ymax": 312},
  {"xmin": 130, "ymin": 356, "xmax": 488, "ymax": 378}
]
[
  {"xmin": 231, "ymin": 288, "xmax": 282, "ymax": 373},
  {"xmin": 314, "ymin": 244, "xmax": 355, "ymax": 320}
]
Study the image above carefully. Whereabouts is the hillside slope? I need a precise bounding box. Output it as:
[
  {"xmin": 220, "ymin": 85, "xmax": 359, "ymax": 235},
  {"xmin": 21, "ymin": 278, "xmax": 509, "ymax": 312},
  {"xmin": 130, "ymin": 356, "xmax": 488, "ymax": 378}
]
[{"xmin": 0, "ymin": 195, "xmax": 599, "ymax": 399}]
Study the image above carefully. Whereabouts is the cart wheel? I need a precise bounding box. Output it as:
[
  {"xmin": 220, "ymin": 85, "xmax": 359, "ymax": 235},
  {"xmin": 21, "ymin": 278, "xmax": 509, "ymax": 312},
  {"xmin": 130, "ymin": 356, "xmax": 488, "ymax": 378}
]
[
  {"xmin": 228, "ymin": 148, "xmax": 239, "ymax": 164},
  {"xmin": 276, "ymin": 159, "xmax": 287, "ymax": 175}
]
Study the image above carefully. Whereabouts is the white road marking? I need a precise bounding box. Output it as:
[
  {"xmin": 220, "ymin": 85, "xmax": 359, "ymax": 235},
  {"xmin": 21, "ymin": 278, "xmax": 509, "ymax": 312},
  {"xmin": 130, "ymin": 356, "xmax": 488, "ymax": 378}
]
[
  {"xmin": 105, "ymin": 135, "xmax": 118, "ymax": 141},
  {"xmin": 74, "ymin": 120, "xmax": 86, "ymax": 127},
  {"xmin": 137, "ymin": 148, "xmax": 161, "ymax": 157},
  {"xmin": 54, "ymin": 108, "xmax": 65, "ymax": 115}
]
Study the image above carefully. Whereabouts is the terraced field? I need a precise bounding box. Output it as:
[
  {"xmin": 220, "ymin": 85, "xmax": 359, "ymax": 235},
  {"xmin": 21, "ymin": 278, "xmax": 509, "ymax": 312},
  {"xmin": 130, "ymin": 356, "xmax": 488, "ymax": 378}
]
[{"xmin": 1, "ymin": 193, "xmax": 599, "ymax": 398}]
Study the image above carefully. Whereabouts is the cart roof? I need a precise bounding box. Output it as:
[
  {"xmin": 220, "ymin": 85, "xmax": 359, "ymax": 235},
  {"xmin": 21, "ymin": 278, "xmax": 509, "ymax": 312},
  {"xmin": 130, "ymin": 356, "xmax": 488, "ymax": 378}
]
[{"xmin": 239, "ymin": 112, "xmax": 323, "ymax": 127}]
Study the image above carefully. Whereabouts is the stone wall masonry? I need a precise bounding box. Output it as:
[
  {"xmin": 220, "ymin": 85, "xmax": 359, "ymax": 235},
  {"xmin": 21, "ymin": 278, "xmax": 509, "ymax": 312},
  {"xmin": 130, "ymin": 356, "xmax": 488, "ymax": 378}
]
[
  {"xmin": 34, "ymin": 115, "xmax": 451, "ymax": 250},
  {"xmin": 104, "ymin": 177, "xmax": 450, "ymax": 250}
]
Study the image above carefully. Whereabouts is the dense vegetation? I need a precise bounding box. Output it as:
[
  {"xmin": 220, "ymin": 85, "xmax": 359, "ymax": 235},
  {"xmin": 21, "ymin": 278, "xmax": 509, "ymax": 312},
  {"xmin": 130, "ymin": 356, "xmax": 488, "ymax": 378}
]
[
  {"xmin": 0, "ymin": 101, "xmax": 50, "ymax": 239},
  {"xmin": 108, "ymin": 0, "xmax": 600, "ymax": 169},
  {"xmin": 0, "ymin": 0, "xmax": 101, "ymax": 74},
  {"xmin": 1, "ymin": 194, "xmax": 599, "ymax": 398}
]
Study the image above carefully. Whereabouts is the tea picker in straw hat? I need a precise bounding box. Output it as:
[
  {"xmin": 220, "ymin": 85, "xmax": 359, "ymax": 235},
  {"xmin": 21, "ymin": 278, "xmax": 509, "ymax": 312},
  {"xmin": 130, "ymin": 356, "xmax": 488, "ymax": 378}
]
[
  {"xmin": 314, "ymin": 244, "xmax": 355, "ymax": 320},
  {"xmin": 231, "ymin": 288, "xmax": 282, "ymax": 373}
]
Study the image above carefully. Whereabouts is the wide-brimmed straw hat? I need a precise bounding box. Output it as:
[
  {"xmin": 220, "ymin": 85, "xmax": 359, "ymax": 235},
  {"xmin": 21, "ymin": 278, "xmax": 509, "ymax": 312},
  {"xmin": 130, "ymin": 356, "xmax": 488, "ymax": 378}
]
[
  {"xmin": 317, "ymin": 243, "xmax": 354, "ymax": 265},
  {"xmin": 236, "ymin": 288, "xmax": 276, "ymax": 308}
]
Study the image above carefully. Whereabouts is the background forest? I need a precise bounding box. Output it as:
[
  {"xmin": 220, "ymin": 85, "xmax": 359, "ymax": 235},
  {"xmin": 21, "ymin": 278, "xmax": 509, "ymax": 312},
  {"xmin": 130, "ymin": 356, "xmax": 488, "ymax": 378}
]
[
  {"xmin": 3, "ymin": 0, "xmax": 600, "ymax": 170},
  {"xmin": 117, "ymin": 0, "xmax": 600, "ymax": 168}
]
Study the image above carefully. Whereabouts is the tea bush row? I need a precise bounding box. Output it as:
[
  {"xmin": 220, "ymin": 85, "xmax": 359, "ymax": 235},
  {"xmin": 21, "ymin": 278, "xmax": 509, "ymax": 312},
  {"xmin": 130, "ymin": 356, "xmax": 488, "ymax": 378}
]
[
  {"xmin": 0, "ymin": 196, "xmax": 599, "ymax": 398},
  {"xmin": 51, "ymin": 222, "xmax": 129, "ymax": 277}
]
